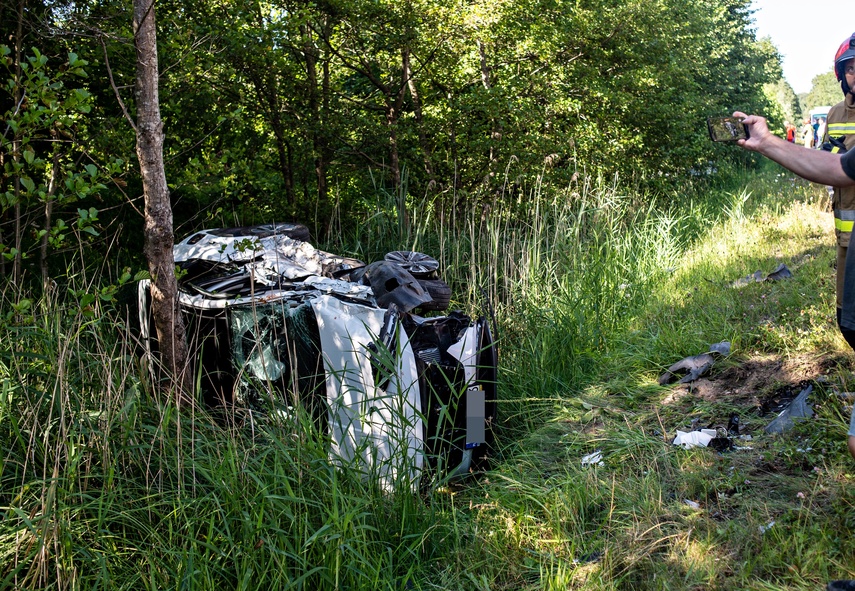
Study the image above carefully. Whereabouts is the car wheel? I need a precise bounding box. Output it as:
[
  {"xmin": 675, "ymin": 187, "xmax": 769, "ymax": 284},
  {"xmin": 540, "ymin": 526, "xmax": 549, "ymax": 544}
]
[
  {"xmin": 384, "ymin": 251, "xmax": 440, "ymax": 278},
  {"xmin": 276, "ymin": 223, "xmax": 311, "ymax": 242},
  {"xmin": 417, "ymin": 279, "xmax": 451, "ymax": 311}
]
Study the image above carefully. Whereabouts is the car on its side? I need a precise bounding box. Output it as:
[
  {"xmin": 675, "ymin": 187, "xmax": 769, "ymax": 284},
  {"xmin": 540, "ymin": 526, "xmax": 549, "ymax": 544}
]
[{"xmin": 139, "ymin": 223, "xmax": 497, "ymax": 487}]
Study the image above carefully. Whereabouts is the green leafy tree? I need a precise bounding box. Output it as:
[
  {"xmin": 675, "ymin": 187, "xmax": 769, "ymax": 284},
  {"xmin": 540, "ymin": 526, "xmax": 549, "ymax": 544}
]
[
  {"xmin": 0, "ymin": 46, "xmax": 113, "ymax": 290},
  {"xmin": 804, "ymin": 70, "xmax": 842, "ymax": 113},
  {"xmin": 424, "ymin": 0, "xmax": 773, "ymax": 193},
  {"xmin": 7, "ymin": 0, "xmax": 783, "ymax": 246},
  {"xmin": 765, "ymin": 78, "xmax": 800, "ymax": 130}
]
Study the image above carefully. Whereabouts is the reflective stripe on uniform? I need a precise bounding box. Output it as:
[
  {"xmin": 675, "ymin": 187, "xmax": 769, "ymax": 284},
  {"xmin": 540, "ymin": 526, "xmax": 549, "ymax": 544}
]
[
  {"xmin": 827, "ymin": 123, "xmax": 855, "ymax": 134},
  {"xmin": 835, "ymin": 209, "xmax": 855, "ymax": 232}
]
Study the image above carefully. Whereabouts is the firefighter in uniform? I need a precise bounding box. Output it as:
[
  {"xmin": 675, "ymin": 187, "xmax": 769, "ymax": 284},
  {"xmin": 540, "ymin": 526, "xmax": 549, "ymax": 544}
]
[
  {"xmin": 824, "ymin": 33, "xmax": 855, "ymax": 349},
  {"xmin": 731, "ymin": 37, "xmax": 855, "ymax": 459}
]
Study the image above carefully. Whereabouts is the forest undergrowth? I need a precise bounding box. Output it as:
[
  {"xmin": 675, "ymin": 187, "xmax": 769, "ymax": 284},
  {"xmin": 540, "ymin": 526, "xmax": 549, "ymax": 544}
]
[{"xmin": 1, "ymin": 165, "xmax": 854, "ymax": 590}]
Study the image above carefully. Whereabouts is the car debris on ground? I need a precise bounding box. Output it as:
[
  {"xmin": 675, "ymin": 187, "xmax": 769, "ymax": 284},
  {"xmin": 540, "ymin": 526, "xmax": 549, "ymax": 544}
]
[
  {"xmin": 731, "ymin": 262, "xmax": 793, "ymax": 288},
  {"xmin": 764, "ymin": 384, "xmax": 814, "ymax": 434},
  {"xmin": 671, "ymin": 410, "xmax": 743, "ymax": 451},
  {"xmin": 673, "ymin": 429, "xmax": 718, "ymax": 449},
  {"xmin": 658, "ymin": 341, "xmax": 731, "ymax": 385},
  {"xmin": 580, "ymin": 450, "xmax": 604, "ymax": 467}
]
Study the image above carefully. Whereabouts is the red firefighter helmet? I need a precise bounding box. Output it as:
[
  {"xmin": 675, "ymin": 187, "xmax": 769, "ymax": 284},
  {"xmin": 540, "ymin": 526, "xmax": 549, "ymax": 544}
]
[{"xmin": 835, "ymin": 32, "xmax": 855, "ymax": 94}]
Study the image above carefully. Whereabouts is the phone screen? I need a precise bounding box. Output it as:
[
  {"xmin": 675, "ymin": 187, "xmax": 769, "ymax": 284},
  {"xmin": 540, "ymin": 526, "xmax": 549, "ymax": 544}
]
[{"xmin": 707, "ymin": 117, "xmax": 749, "ymax": 142}]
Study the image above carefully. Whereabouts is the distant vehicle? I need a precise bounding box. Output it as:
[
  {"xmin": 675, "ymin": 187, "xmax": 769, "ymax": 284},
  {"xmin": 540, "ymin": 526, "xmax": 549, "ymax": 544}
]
[
  {"xmin": 809, "ymin": 106, "xmax": 831, "ymax": 121},
  {"xmin": 138, "ymin": 223, "xmax": 498, "ymax": 487}
]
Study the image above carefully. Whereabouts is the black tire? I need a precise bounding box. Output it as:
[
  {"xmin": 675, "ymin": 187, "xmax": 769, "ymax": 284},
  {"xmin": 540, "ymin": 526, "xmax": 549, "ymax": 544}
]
[
  {"xmin": 384, "ymin": 251, "xmax": 440, "ymax": 278},
  {"xmin": 263, "ymin": 222, "xmax": 310, "ymax": 242},
  {"xmin": 417, "ymin": 279, "xmax": 451, "ymax": 311},
  {"xmin": 279, "ymin": 223, "xmax": 311, "ymax": 242}
]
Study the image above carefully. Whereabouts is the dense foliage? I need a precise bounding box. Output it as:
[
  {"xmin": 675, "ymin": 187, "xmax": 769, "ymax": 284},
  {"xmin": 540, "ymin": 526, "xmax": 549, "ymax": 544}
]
[
  {"xmin": 1, "ymin": 0, "xmax": 784, "ymax": 279},
  {"xmin": 764, "ymin": 77, "xmax": 800, "ymax": 129}
]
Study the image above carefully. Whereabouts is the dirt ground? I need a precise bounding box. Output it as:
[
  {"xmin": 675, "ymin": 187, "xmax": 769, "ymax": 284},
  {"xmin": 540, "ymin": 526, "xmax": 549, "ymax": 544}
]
[
  {"xmin": 658, "ymin": 351, "xmax": 855, "ymax": 445},
  {"xmin": 663, "ymin": 353, "xmax": 842, "ymax": 407}
]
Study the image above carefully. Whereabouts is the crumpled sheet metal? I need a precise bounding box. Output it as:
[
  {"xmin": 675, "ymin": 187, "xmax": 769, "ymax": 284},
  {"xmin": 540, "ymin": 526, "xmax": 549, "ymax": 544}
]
[
  {"xmin": 310, "ymin": 295, "xmax": 424, "ymax": 491},
  {"xmin": 659, "ymin": 353, "xmax": 715, "ymax": 385},
  {"xmin": 174, "ymin": 231, "xmax": 364, "ymax": 282},
  {"xmin": 658, "ymin": 341, "xmax": 730, "ymax": 385},
  {"xmin": 350, "ymin": 261, "xmax": 432, "ymax": 312},
  {"xmin": 581, "ymin": 450, "xmax": 604, "ymax": 467},
  {"xmin": 732, "ymin": 263, "xmax": 792, "ymax": 288},
  {"xmin": 708, "ymin": 341, "xmax": 731, "ymax": 356},
  {"xmin": 172, "ymin": 277, "xmax": 375, "ymax": 310},
  {"xmin": 447, "ymin": 324, "xmax": 480, "ymax": 387}
]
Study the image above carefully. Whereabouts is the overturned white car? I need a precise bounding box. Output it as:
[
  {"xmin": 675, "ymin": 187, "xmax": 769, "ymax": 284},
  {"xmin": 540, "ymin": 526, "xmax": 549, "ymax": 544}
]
[{"xmin": 139, "ymin": 223, "xmax": 497, "ymax": 487}]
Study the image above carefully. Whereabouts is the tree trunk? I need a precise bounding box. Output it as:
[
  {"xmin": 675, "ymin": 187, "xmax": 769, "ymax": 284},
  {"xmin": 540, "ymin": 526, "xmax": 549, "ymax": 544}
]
[
  {"xmin": 244, "ymin": 66, "xmax": 295, "ymax": 207},
  {"xmin": 386, "ymin": 103, "xmax": 400, "ymax": 189},
  {"xmin": 477, "ymin": 39, "xmax": 499, "ymax": 170},
  {"xmin": 403, "ymin": 49, "xmax": 435, "ymax": 188},
  {"xmin": 268, "ymin": 108, "xmax": 295, "ymax": 206},
  {"xmin": 11, "ymin": 0, "xmax": 25, "ymax": 285},
  {"xmin": 388, "ymin": 48, "xmax": 410, "ymax": 232},
  {"xmin": 134, "ymin": 0, "xmax": 192, "ymax": 401},
  {"xmin": 247, "ymin": 3, "xmax": 294, "ymax": 207},
  {"xmin": 302, "ymin": 24, "xmax": 328, "ymax": 220}
]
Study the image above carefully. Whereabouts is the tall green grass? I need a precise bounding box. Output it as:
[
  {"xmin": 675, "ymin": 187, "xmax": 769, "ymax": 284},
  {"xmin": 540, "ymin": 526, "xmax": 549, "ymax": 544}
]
[
  {"xmin": 345, "ymin": 173, "xmax": 767, "ymax": 433},
  {"xmin": 2, "ymin": 165, "xmax": 853, "ymax": 589},
  {"xmin": 0, "ymin": 288, "xmax": 446, "ymax": 589}
]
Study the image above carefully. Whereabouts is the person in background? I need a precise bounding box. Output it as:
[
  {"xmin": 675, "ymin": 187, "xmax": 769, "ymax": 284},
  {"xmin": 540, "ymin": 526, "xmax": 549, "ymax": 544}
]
[
  {"xmin": 816, "ymin": 117, "xmax": 827, "ymax": 149},
  {"xmin": 732, "ymin": 35, "xmax": 855, "ymax": 460},
  {"xmin": 786, "ymin": 121, "xmax": 796, "ymax": 143},
  {"xmin": 802, "ymin": 118, "xmax": 815, "ymax": 148}
]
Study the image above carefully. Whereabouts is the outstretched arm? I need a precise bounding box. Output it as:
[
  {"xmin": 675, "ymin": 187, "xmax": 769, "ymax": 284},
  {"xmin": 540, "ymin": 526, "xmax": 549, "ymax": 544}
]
[{"xmin": 733, "ymin": 111, "xmax": 855, "ymax": 187}]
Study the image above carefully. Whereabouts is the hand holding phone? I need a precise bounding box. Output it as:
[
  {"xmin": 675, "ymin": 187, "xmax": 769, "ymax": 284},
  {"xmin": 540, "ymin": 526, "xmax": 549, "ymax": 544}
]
[{"xmin": 707, "ymin": 117, "xmax": 749, "ymax": 142}]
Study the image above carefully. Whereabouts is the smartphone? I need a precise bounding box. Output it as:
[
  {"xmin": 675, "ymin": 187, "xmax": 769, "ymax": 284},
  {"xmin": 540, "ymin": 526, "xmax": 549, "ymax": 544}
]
[{"xmin": 707, "ymin": 117, "xmax": 749, "ymax": 142}]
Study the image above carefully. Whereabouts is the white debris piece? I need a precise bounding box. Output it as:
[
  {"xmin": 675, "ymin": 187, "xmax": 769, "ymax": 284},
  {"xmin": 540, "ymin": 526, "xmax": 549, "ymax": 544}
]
[
  {"xmin": 581, "ymin": 450, "xmax": 604, "ymax": 467},
  {"xmin": 672, "ymin": 429, "xmax": 717, "ymax": 449}
]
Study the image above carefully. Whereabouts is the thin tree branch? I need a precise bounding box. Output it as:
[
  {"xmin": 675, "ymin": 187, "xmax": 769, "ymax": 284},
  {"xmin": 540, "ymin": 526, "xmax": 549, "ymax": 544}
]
[
  {"xmin": 101, "ymin": 35, "xmax": 137, "ymax": 132},
  {"xmin": 0, "ymin": 91, "xmax": 26, "ymax": 143}
]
